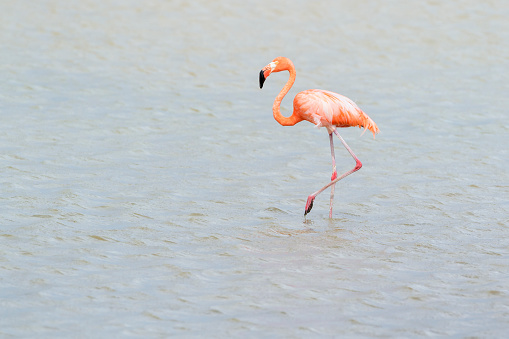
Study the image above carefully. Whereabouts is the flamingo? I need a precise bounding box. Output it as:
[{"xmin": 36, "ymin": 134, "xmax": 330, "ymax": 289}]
[{"xmin": 259, "ymin": 56, "xmax": 379, "ymax": 218}]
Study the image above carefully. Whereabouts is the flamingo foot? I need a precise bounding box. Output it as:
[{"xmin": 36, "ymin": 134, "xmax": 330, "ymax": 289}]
[{"xmin": 304, "ymin": 195, "xmax": 315, "ymax": 216}]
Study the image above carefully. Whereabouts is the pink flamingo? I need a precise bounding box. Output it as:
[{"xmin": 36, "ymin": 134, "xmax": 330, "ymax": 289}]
[{"xmin": 259, "ymin": 57, "xmax": 379, "ymax": 218}]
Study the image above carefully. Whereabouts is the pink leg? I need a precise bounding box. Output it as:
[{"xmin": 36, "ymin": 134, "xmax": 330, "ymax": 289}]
[
  {"xmin": 329, "ymin": 133, "xmax": 338, "ymax": 218},
  {"xmin": 305, "ymin": 128, "xmax": 362, "ymax": 216}
]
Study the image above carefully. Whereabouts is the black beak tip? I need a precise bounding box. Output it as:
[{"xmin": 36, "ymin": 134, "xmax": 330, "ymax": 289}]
[{"xmin": 259, "ymin": 70, "xmax": 266, "ymax": 89}]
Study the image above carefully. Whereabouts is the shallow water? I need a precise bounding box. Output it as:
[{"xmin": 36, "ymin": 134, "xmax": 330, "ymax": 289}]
[{"xmin": 1, "ymin": 0, "xmax": 508, "ymax": 337}]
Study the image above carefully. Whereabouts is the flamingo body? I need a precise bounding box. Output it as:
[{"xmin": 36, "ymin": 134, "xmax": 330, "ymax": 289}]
[
  {"xmin": 259, "ymin": 56, "xmax": 379, "ymax": 217},
  {"xmin": 293, "ymin": 89, "xmax": 379, "ymax": 135}
]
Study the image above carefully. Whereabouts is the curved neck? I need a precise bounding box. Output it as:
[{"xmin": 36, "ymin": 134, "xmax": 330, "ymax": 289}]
[{"xmin": 273, "ymin": 66, "xmax": 301, "ymax": 126}]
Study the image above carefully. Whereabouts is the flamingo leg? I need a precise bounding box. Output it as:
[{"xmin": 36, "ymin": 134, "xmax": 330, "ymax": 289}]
[
  {"xmin": 329, "ymin": 133, "xmax": 338, "ymax": 218},
  {"xmin": 305, "ymin": 128, "xmax": 362, "ymax": 216}
]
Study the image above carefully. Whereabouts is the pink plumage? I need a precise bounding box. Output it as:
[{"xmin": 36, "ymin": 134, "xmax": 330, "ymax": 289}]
[{"xmin": 293, "ymin": 89, "xmax": 379, "ymax": 136}]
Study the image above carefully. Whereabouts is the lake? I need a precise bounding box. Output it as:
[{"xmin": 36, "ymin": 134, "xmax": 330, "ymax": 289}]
[{"xmin": 1, "ymin": 0, "xmax": 508, "ymax": 337}]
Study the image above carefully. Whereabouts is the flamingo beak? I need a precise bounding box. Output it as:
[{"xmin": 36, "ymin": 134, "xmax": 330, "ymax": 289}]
[
  {"xmin": 259, "ymin": 61, "xmax": 278, "ymax": 89},
  {"xmin": 259, "ymin": 70, "xmax": 266, "ymax": 89}
]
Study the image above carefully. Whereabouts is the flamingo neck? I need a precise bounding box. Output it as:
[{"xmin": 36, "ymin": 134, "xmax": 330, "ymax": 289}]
[{"xmin": 273, "ymin": 66, "xmax": 301, "ymax": 126}]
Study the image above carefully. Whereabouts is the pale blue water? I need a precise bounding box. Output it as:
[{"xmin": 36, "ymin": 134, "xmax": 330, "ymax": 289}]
[{"xmin": 1, "ymin": 0, "xmax": 508, "ymax": 337}]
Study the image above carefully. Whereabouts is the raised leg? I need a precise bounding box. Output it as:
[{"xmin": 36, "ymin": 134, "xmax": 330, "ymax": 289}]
[
  {"xmin": 305, "ymin": 128, "xmax": 362, "ymax": 216},
  {"xmin": 329, "ymin": 133, "xmax": 338, "ymax": 218}
]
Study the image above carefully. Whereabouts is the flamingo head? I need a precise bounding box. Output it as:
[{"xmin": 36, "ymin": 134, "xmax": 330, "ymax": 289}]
[
  {"xmin": 259, "ymin": 57, "xmax": 294, "ymax": 88},
  {"xmin": 259, "ymin": 60, "xmax": 279, "ymax": 88}
]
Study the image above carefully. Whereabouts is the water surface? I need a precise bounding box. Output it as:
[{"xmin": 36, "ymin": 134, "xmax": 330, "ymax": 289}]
[{"xmin": 1, "ymin": 0, "xmax": 508, "ymax": 337}]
